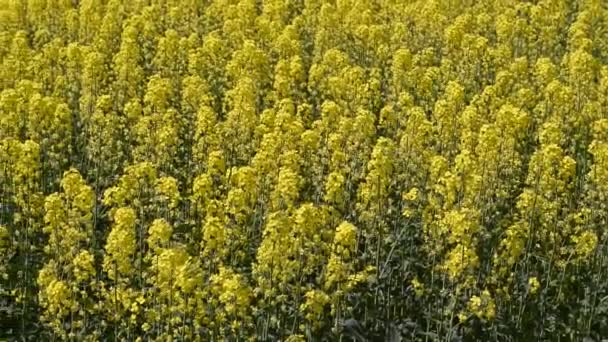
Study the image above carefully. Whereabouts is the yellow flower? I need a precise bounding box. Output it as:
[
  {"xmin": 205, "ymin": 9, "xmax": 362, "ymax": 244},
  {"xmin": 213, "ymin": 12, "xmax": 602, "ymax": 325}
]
[
  {"xmin": 441, "ymin": 244, "xmax": 479, "ymax": 280},
  {"xmin": 468, "ymin": 295, "xmax": 482, "ymax": 316},
  {"xmin": 103, "ymin": 207, "xmax": 137, "ymax": 278},
  {"xmin": 572, "ymin": 231, "xmax": 598, "ymax": 259},
  {"xmin": 467, "ymin": 290, "xmax": 495, "ymax": 321},
  {"xmin": 528, "ymin": 277, "xmax": 540, "ymax": 294},
  {"xmin": 201, "ymin": 215, "xmax": 226, "ymax": 259},
  {"xmin": 271, "ymin": 167, "xmax": 301, "ymax": 209},
  {"xmin": 73, "ymin": 250, "xmax": 95, "ymax": 282},
  {"xmin": 482, "ymin": 290, "xmax": 496, "ymax": 320},
  {"xmin": 334, "ymin": 221, "xmax": 357, "ymax": 252},
  {"xmin": 300, "ymin": 290, "xmax": 329, "ymax": 323},
  {"xmin": 211, "ymin": 267, "xmax": 251, "ymax": 319},
  {"xmin": 148, "ymin": 219, "xmax": 173, "ymax": 250},
  {"xmin": 0, "ymin": 225, "xmax": 8, "ymax": 250},
  {"xmin": 324, "ymin": 171, "xmax": 345, "ymax": 205},
  {"xmin": 458, "ymin": 312, "xmax": 468, "ymax": 323},
  {"xmin": 207, "ymin": 150, "xmax": 226, "ymax": 177},
  {"xmin": 156, "ymin": 176, "xmax": 180, "ymax": 208},
  {"xmin": 285, "ymin": 335, "xmax": 306, "ymax": 342},
  {"xmin": 156, "ymin": 247, "xmax": 189, "ymax": 289},
  {"xmin": 192, "ymin": 173, "xmax": 213, "ymax": 204},
  {"xmin": 403, "ymin": 187, "xmax": 419, "ymax": 201},
  {"xmin": 411, "ymin": 277, "xmax": 424, "ymax": 297}
]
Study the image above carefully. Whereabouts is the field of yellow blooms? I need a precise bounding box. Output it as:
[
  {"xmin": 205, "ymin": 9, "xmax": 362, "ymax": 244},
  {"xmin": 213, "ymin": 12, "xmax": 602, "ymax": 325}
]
[{"xmin": 1, "ymin": 0, "xmax": 608, "ymax": 341}]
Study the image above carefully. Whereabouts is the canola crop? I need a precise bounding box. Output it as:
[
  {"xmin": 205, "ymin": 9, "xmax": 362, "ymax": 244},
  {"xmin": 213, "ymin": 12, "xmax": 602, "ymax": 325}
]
[{"xmin": 1, "ymin": 0, "xmax": 608, "ymax": 340}]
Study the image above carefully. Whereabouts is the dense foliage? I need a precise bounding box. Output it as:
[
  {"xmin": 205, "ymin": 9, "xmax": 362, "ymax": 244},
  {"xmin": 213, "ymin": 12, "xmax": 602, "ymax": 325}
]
[{"xmin": 1, "ymin": 0, "xmax": 608, "ymax": 340}]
